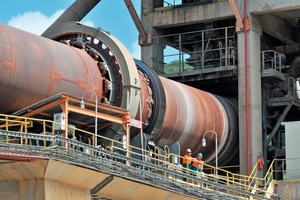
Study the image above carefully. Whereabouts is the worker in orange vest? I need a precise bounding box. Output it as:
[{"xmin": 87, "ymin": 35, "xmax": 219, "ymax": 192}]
[
  {"xmin": 182, "ymin": 148, "xmax": 193, "ymax": 181},
  {"xmin": 182, "ymin": 148, "xmax": 193, "ymax": 169},
  {"xmin": 191, "ymin": 153, "xmax": 204, "ymax": 183}
]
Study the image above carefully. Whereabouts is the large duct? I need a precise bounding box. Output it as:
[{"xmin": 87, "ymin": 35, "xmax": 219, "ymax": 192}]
[{"xmin": 42, "ymin": 0, "xmax": 101, "ymax": 37}]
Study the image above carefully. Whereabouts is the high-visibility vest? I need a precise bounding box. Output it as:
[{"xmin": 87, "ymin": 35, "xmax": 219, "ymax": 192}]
[
  {"xmin": 192, "ymin": 157, "xmax": 202, "ymax": 168},
  {"xmin": 182, "ymin": 154, "xmax": 193, "ymax": 164}
]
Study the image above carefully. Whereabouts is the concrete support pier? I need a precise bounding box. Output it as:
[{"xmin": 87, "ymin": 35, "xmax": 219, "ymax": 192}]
[{"xmin": 237, "ymin": 15, "xmax": 263, "ymax": 175}]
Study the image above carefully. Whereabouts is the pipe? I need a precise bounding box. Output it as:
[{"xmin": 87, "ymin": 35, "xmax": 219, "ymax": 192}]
[
  {"xmin": 42, "ymin": 0, "xmax": 101, "ymax": 37},
  {"xmin": 244, "ymin": 0, "xmax": 251, "ymax": 175},
  {"xmin": 124, "ymin": 0, "xmax": 148, "ymax": 43},
  {"xmin": 228, "ymin": 0, "xmax": 244, "ymax": 30}
]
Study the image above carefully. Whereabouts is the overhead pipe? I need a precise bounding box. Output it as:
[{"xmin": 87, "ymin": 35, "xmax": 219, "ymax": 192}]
[
  {"xmin": 228, "ymin": 0, "xmax": 244, "ymax": 31},
  {"xmin": 42, "ymin": 0, "xmax": 101, "ymax": 37},
  {"xmin": 124, "ymin": 0, "xmax": 152, "ymax": 45}
]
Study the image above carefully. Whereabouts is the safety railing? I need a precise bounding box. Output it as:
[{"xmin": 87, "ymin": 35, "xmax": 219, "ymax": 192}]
[
  {"xmin": 163, "ymin": 0, "xmax": 176, "ymax": 7},
  {"xmin": 238, "ymin": 157, "xmax": 300, "ymax": 199},
  {"xmin": 152, "ymin": 26, "xmax": 237, "ymax": 75},
  {"xmin": 158, "ymin": 0, "xmax": 227, "ymax": 8},
  {"xmin": 257, "ymin": 157, "xmax": 300, "ymax": 199},
  {"xmin": 265, "ymin": 76, "xmax": 299, "ymax": 103},
  {"xmin": 174, "ymin": 153, "xmax": 283, "ymax": 199},
  {"xmin": 199, "ymin": 161, "xmax": 266, "ymax": 197},
  {"xmin": 269, "ymin": 157, "xmax": 300, "ymax": 181},
  {"xmin": 261, "ymin": 50, "xmax": 285, "ymax": 73},
  {"xmin": 0, "ymin": 113, "xmax": 274, "ymax": 199}
]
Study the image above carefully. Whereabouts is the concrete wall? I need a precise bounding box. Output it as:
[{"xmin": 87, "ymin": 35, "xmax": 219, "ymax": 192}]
[
  {"xmin": 152, "ymin": 2, "xmax": 233, "ymax": 28},
  {"xmin": 0, "ymin": 181, "xmax": 18, "ymax": 200},
  {"xmin": 275, "ymin": 181, "xmax": 300, "ymax": 200}
]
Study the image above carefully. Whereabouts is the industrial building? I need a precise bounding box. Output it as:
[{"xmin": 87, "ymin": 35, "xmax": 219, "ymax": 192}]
[
  {"xmin": 140, "ymin": 0, "xmax": 300, "ymax": 176},
  {"xmin": 0, "ymin": 0, "xmax": 300, "ymax": 199}
]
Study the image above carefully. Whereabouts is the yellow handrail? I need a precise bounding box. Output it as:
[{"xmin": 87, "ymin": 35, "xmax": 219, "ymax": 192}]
[{"xmin": 0, "ymin": 113, "xmax": 278, "ymax": 198}]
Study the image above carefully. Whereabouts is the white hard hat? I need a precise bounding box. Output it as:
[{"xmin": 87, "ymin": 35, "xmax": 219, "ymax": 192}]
[{"xmin": 186, "ymin": 148, "xmax": 192, "ymax": 153}]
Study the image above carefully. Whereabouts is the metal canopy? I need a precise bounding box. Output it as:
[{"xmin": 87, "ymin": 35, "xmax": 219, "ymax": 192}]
[{"xmin": 12, "ymin": 92, "xmax": 141, "ymax": 137}]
